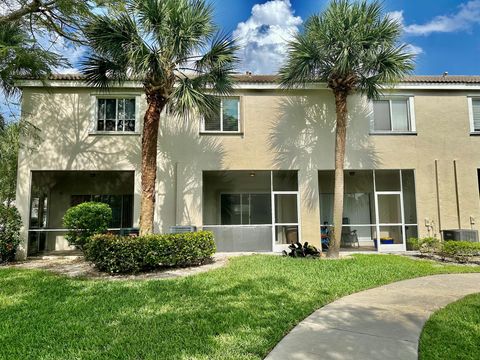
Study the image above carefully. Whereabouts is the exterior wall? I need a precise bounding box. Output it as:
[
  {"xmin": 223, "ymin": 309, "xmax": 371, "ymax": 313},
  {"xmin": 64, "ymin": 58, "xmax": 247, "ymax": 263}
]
[{"xmin": 15, "ymin": 83, "xmax": 480, "ymax": 257}]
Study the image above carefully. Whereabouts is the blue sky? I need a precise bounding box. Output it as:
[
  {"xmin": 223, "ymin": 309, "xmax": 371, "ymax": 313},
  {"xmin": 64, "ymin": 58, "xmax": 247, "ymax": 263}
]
[{"xmin": 208, "ymin": 0, "xmax": 480, "ymax": 75}]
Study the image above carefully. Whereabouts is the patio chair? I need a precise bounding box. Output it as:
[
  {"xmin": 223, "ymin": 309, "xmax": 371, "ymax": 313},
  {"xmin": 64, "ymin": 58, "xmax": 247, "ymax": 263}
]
[{"xmin": 341, "ymin": 218, "xmax": 360, "ymax": 248}]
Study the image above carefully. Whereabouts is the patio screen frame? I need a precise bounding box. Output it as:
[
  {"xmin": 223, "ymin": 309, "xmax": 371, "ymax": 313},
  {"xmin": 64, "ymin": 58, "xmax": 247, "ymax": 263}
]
[
  {"xmin": 319, "ymin": 169, "xmax": 418, "ymax": 252},
  {"xmin": 203, "ymin": 170, "xmax": 301, "ymax": 252}
]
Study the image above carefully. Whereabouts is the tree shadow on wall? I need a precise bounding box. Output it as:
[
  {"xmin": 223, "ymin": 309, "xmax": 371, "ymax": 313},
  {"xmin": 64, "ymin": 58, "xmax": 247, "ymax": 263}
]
[
  {"xmin": 269, "ymin": 93, "xmax": 380, "ymax": 210},
  {"xmin": 125, "ymin": 116, "xmax": 226, "ymax": 232},
  {"xmin": 26, "ymin": 93, "xmax": 129, "ymax": 170}
]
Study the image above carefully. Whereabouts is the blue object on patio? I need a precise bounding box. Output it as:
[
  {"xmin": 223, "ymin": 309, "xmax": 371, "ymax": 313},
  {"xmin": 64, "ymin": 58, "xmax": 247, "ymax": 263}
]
[
  {"xmin": 321, "ymin": 224, "xmax": 330, "ymax": 250},
  {"xmin": 374, "ymin": 238, "xmax": 395, "ymax": 249}
]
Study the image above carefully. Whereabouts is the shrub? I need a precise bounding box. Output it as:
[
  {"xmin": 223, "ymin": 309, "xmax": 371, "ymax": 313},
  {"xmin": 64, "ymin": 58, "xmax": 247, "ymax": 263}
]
[
  {"xmin": 84, "ymin": 231, "xmax": 216, "ymax": 274},
  {"xmin": 407, "ymin": 237, "xmax": 441, "ymax": 255},
  {"xmin": 0, "ymin": 205, "xmax": 22, "ymax": 263},
  {"xmin": 63, "ymin": 202, "xmax": 112, "ymax": 249},
  {"xmin": 440, "ymin": 241, "xmax": 480, "ymax": 263},
  {"xmin": 406, "ymin": 237, "xmax": 420, "ymax": 251}
]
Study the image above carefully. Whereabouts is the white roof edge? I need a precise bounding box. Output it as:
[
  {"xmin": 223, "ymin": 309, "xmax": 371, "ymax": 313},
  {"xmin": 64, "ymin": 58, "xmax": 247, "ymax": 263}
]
[{"xmin": 15, "ymin": 79, "xmax": 480, "ymax": 91}]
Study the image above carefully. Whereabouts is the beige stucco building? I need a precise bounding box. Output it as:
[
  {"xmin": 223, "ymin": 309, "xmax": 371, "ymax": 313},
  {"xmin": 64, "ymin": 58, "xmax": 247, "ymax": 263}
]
[{"xmin": 15, "ymin": 74, "xmax": 480, "ymax": 257}]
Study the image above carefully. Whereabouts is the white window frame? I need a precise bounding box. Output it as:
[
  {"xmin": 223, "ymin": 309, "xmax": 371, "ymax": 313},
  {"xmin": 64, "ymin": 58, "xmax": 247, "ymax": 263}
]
[
  {"xmin": 201, "ymin": 97, "xmax": 241, "ymax": 133},
  {"xmin": 270, "ymin": 171, "xmax": 301, "ymax": 252},
  {"xmin": 467, "ymin": 97, "xmax": 480, "ymax": 133},
  {"xmin": 371, "ymin": 96, "xmax": 416, "ymax": 134},
  {"xmin": 90, "ymin": 94, "xmax": 141, "ymax": 134}
]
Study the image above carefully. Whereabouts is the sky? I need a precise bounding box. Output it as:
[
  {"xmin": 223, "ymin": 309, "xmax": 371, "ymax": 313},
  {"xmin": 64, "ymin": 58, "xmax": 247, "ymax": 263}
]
[
  {"xmin": 207, "ymin": 0, "xmax": 480, "ymax": 75},
  {"xmin": 50, "ymin": 0, "xmax": 480, "ymax": 76},
  {"xmin": 2, "ymin": 0, "xmax": 480, "ymax": 120}
]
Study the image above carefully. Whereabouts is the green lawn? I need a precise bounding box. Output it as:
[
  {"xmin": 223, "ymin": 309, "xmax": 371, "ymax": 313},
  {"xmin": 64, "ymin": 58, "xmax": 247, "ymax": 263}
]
[
  {"xmin": 419, "ymin": 293, "xmax": 480, "ymax": 360},
  {"xmin": 1, "ymin": 254, "xmax": 479, "ymax": 360}
]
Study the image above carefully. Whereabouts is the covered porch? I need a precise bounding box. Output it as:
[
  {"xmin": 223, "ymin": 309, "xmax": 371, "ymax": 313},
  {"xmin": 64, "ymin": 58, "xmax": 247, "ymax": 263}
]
[
  {"xmin": 319, "ymin": 169, "xmax": 418, "ymax": 252},
  {"xmin": 202, "ymin": 170, "xmax": 300, "ymax": 252},
  {"xmin": 27, "ymin": 171, "xmax": 136, "ymax": 256}
]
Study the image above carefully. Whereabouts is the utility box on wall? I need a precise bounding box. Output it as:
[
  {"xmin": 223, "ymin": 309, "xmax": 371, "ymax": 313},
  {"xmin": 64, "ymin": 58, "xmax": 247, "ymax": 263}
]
[
  {"xmin": 442, "ymin": 229, "xmax": 479, "ymax": 242},
  {"xmin": 169, "ymin": 225, "xmax": 197, "ymax": 234}
]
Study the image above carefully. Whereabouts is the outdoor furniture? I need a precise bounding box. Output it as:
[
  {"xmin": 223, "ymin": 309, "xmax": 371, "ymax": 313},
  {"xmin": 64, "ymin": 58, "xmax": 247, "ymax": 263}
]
[
  {"xmin": 321, "ymin": 226, "xmax": 330, "ymax": 251},
  {"xmin": 341, "ymin": 228, "xmax": 359, "ymax": 247},
  {"xmin": 341, "ymin": 218, "xmax": 360, "ymax": 248}
]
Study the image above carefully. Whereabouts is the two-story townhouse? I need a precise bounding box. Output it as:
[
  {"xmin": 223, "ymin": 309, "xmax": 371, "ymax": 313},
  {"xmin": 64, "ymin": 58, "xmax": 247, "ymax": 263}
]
[{"xmin": 14, "ymin": 74, "xmax": 480, "ymax": 258}]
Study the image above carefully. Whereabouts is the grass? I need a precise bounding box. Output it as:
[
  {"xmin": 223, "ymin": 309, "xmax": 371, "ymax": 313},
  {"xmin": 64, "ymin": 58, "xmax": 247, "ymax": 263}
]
[
  {"xmin": 0, "ymin": 254, "xmax": 479, "ymax": 360},
  {"xmin": 419, "ymin": 293, "xmax": 480, "ymax": 360}
]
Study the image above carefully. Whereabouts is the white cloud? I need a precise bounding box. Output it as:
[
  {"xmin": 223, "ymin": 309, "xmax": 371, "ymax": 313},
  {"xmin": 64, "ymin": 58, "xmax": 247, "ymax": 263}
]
[
  {"xmin": 233, "ymin": 0, "xmax": 302, "ymax": 74},
  {"xmin": 386, "ymin": 10, "xmax": 405, "ymax": 24},
  {"xmin": 404, "ymin": 0, "xmax": 480, "ymax": 36},
  {"xmin": 386, "ymin": 10, "xmax": 424, "ymax": 56},
  {"xmin": 405, "ymin": 44, "xmax": 424, "ymax": 55}
]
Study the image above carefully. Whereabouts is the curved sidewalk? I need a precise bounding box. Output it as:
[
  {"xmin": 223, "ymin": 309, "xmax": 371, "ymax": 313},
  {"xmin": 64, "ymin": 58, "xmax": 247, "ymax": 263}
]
[{"xmin": 266, "ymin": 273, "xmax": 480, "ymax": 360}]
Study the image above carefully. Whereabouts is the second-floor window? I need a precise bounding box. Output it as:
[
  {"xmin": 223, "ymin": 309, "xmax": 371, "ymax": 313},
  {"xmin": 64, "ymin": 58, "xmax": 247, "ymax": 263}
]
[
  {"xmin": 97, "ymin": 98, "xmax": 136, "ymax": 132},
  {"xmin": 202, "ymin": 97, "xmax": 240, "ymax": 132},
  {"xmin": 469, "ymin": 98, "xmax": 480, "ymax": 132},
  {"xmin": 372, "ymin": 98, "xmax": 414, "ymax": 133}
]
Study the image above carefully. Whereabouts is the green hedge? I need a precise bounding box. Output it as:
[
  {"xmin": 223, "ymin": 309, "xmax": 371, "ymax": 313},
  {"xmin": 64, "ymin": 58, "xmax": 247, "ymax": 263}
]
[
  {"xmin": 440, "ymin": 241, "xmax": 480, "ymax": 263},
  {"xmin": 0, "ymin": 205, "xmax": 22, "ymax": 263},
  {"xmin": 84, "ymin": 231, "xmax": 216, "ymax": 274},
  {"xmin": 408, "ymin": 237, "xmax": 480, "ymax": 263},
  {"xmin": 407, "ymin": 237, "xmax": 442, "ymax": 254}
]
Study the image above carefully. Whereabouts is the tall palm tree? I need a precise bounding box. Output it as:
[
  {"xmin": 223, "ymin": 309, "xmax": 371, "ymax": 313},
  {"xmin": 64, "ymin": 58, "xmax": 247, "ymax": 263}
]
[
  {"xmin": 81, "ymin": 0, "xmax": 237, "ymax": 235},
  {"xmin": 279, "ymin": 0, "xmax": 414, "ymax": 257}
]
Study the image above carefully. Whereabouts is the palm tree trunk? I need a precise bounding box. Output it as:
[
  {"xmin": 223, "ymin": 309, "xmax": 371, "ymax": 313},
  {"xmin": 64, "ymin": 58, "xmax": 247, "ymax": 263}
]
[
  {"xmin": 139, "ymin": 92, "xmax": 166, "ymax": 235},
  {"xmin": 327, "ymin": 90, "xmax": 348, "ymax": 258}
]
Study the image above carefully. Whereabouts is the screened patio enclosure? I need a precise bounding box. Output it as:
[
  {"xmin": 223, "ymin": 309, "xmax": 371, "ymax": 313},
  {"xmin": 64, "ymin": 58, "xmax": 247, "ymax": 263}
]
[
  {"xmin": 28, "ymin": 171, "xmax": 135, "ymax": 255},
  {"xmin": 319, "ymin": 170, "xmax": 417, "ymax": 252},
  {"xmin": 203, "ymin": 170, "xmax": 300, "ymax": 252}
]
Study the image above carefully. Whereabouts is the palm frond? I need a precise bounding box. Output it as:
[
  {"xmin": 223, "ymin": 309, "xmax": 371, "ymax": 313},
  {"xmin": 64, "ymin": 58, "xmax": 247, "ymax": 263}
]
[
  {"xmin": 192, "ymin": 32, "xmax": 238, "ymax": 75},
  {"xmin": 279, "ymin": 0, "xmax": 415, "ymax": 97},
  {"xmin": 81, "ymin": 0, "xmax": 238, "ymax": 113},
  {"xmin": 80, "ymin": 55, "xmax": 129, "ymax": 89}
]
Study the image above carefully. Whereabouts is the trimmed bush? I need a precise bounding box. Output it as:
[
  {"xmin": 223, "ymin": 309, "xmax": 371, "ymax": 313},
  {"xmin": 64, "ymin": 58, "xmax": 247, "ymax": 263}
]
[
  {"xmin": 407, "ymin": 237, "xmax": 441, "ymax": 255},
  {"xmin": 63, "ymin": 202, "xmax": 112, "ymax": 249},
  {"xmin": 0, "ymin": 205, "xmax": 22, "ymax": 263},
  {"xmin": 406, "ymin": 237, "xmax": 420, "ymax": 251},
  {"xmin": 440, "ymin": 241, "xmax": 480, "ymax": 263},
  {"xmin": 84, "ymin": 231, "xmax": 216, "ymax": 274}
]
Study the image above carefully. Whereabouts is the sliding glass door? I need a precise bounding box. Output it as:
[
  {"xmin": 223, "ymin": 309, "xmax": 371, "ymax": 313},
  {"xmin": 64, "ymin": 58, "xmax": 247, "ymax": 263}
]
[{"xmin": 375, "ymin": 192, "xmax": 406, "ymax": 252}]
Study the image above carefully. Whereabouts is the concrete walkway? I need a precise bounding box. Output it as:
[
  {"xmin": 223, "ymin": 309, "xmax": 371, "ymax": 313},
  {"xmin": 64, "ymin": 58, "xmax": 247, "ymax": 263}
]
[{"xmin": 266, "ymin": 273, "xmax": 480, "ymax": 360}]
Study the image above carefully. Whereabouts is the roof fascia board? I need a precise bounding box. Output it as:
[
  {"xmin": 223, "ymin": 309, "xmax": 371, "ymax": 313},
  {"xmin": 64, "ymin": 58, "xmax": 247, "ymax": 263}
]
[{"xmin": 15, "ymin": 79, "xmax": 480, "ymax": 91}]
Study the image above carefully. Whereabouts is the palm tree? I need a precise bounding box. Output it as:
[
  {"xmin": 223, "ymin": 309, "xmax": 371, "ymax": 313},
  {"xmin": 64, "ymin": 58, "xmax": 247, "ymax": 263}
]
[
  {"xmin": 279, "ymin": 0, "xmax": 414, "ymax": 257},
  {"xmin": 80, "ymin": 0, "xmax": 237, "ymax": 235},
  {"xmin": 0, "ymin": 21, "xmax": 63, "ymax": 96}
]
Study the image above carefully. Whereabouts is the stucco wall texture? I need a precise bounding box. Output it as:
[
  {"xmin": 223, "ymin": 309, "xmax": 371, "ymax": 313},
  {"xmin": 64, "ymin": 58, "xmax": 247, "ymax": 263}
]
[{"xmin": 15, "ymin": 83, "xmax": 480, "ymax": 256}]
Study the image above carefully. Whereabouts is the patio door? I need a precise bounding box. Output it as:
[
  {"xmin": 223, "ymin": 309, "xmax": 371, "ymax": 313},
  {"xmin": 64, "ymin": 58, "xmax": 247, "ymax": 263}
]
[
  {"xmin": 375, "ymin": 192, "xmax": 406, "ymax": 252},
  {"xmin": 272, "ymin": 192, "xmax": 300, "ymax": 252}
]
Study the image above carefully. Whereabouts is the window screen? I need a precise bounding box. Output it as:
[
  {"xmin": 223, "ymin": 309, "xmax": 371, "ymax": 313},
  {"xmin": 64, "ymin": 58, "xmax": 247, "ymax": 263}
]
[
  {"xmin": 391, "ymin": 100, "xmax": 409, "ymax": 131},
  {"xmin": 203, "ymin": 98, "xmax": 239, "ymax": 132},
  {"xmin": 373, "ymin": 99, "xmax": 410, "ymax": 132},
  {"xmin": 472, "ymin": 99, "xmax": 480, "ymax": 131},
  {"xmin": 373, "ymin": 100, "xmax": 391, "ymax": 131}
]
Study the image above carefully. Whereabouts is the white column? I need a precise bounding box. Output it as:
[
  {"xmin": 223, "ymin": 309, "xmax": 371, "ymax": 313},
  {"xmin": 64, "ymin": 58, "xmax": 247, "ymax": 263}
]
[
  {"xmin": 15, "ymin": 152, "xmax": 32, "ymax": 259},
  {"xmin": 133, "ymin": 170, "xmax": 141, "ymax": 228},
  {"xmin": 298, "ymin": 169, "xmax": 321, "ymax": 248}
]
